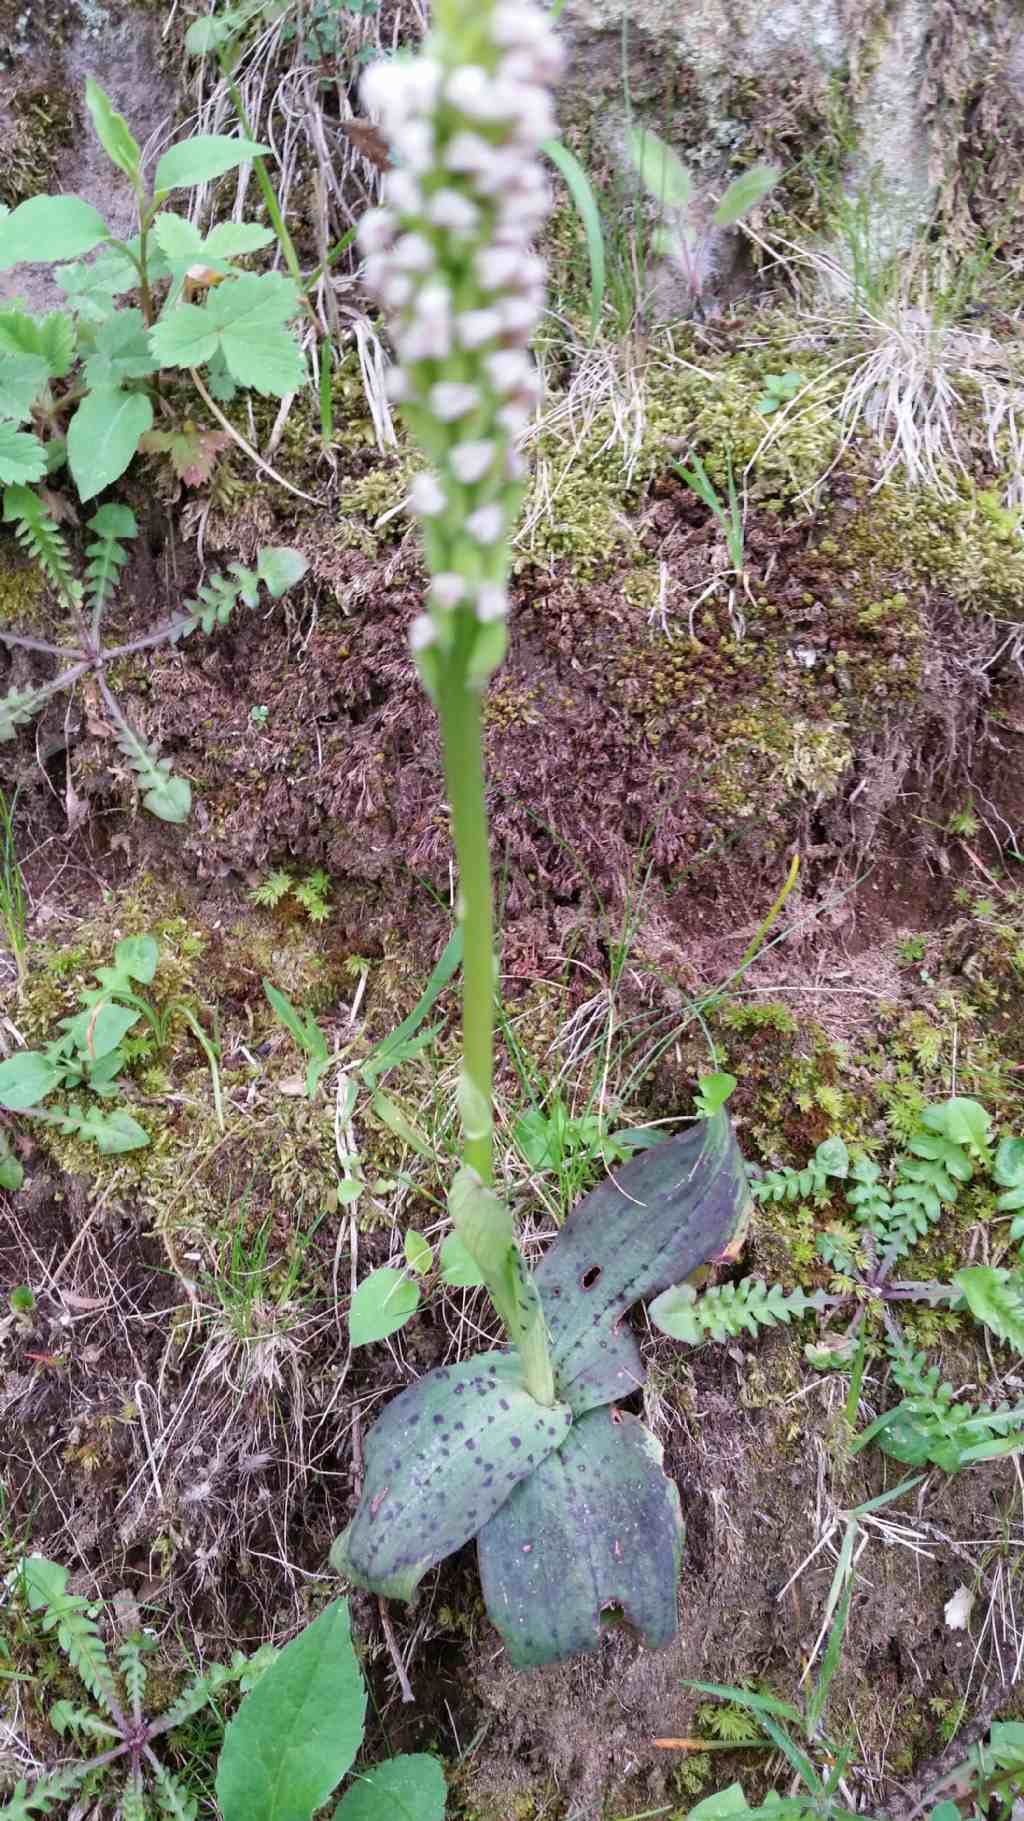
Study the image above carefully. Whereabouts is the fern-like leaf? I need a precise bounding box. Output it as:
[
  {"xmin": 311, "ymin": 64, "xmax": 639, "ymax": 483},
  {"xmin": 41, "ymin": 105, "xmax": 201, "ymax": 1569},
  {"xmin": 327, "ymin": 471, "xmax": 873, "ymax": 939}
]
[
  {"xmin": 23, "ymin": 1557, "xmax": 118, "ymax": 1716},
  {"xmin": 177, "ymin": 564, "xmax": 258, "ymax": 638},
  {"xmin": 752, "ymin": 1136, "xmax": 847, "ymax": 1205},
  {"xmin": 650, "ymin": 1276, "xmax": 827, "ymax": 1344},
  {"xmin": 118, "ymin": 1637, "xmax": 148, "ymax": 1715},
  {"xmin": 293, "ymin": 870, "xmax": 332, "ymax": 922},
  {"xmin": 148, "ymin": 1760, "xmax": 197, "ymax": 1821},
  {"xmin": 84, "ymin": 504, "xmax": 137, "ymax": 619},
  {"xmin": 99, "ymin": 691, "xmax": 192, "ymax": 824},
  {"xmin": 0, "ymin": 1763, "xmax": 91, "ymax": 1819},
  {"xmin": 2, "ymin": 485, "xmax": 79, "ymax": 606},
  {"xmin": 873, "ymin": 1342, "xmax": 1024, "ymax": 1470},
  {"xmin": 120, "ymin": 1782, "xmax": 151, "ymax": 1821},
  {"xmin": 249, "ymin": 868, "xmax": 293, "ymax": 908},
  {"xmin": 49, "ymin": 1698, "xmax": 119, "ymax": 1741},
  {"xmin": 149, "ymin": 1657, "xmax": 244, "ymax": 1737},
  {"xmin": 0, "ymin": 679, "xmax": 69, "ymax": 742},
  {"xmin": 954, "ymin": 1266, "xmax": 1024, "ymax": 1355}
]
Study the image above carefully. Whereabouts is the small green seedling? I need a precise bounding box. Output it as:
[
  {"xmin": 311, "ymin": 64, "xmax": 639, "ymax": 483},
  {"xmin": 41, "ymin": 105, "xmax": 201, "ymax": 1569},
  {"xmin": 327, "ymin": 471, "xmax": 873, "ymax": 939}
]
[
  {"xmin": 0, "ymin": 492, "xmax": 307, "ymax": 821},
  {"xmin": 693, "ymin": 1073, "xmax": 737, "ymax": 1119},
  {"xmin": 0, "ymin": 933, "xmax": 224, "ymax": 1155},
  {"xmin": 755, "ymin": 369, "xmax": 803, "ymax": 414},
  {"xmin": 0, "ymin": 1127, "xmax": 23, "ymax": 1190},
  {"xmin": 8, "ymin": 1284, "xmax": 34, "ymax": 1316},
  {"xmin": 0, "ymin": 934, "xmax": 160, "ymax": 1153},
  {"xmin": 250, "ymin": 867, "xmax": 333, "ymax": 922},
  {"xmin": 626, "ymin": 126, "xmax": 779, "ymax": 311},
  {"xmin": 249, "ymin": 703, "xmax": 270, "ymax": 729}
]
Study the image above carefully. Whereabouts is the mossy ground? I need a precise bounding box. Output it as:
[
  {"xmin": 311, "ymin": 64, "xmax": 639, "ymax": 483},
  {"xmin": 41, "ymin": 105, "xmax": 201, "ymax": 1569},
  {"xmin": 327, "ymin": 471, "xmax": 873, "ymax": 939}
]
[{"xmin": 3, "ymin": 40, "xmax": 1024, "ymax": 1821}]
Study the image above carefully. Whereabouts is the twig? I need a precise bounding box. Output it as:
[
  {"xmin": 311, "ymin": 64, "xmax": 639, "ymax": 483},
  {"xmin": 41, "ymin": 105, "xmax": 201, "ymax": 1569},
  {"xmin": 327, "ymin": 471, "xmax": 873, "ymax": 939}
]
[{"xmin": 188, "ymin": 367, "xmax": 322, "ymax": 505}]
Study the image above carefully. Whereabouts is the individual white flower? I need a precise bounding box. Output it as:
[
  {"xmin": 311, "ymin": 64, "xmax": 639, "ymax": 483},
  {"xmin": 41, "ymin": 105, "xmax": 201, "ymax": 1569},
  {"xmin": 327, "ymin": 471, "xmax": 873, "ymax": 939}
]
[
  {"xmin": 497, "ymin": 295, "xmax": 538, "ymax": 340},
  {"xmin": 383, "ymin": 169, "xmax": 421, "ymax": 216},
  {"xmin": 489, "ymin": 80, "xmax": 556, "ymax": 141},
  {"xmin": 485, "ymin": 349, "xmax": 537, "ymax": 395},
  {"xmin": 398, "ymin": 316, "xmax": 453, "ymax": 362},
  {"xmin": 476, "ymin": 581, "xmax": 508, "ymax": 621},
  {"xmin": 409, "ymin": 612, "xmax": 438, "ymax": 651},
  {"xmin": 475, "ymin": 246, "xmax": 522, "ymax": 290},
  {"xmin": 381, "ymin": 272, "xmax": 414, "ymax": 310},
  {"xmin": 389, "ymin": 118, "xmax": 434, "ymax": 172},
  {"xmin": 399, "ymin": 56, "xmax": 444, "ymax": 113},
  {"xmin": 446, "ymin": 65, "xmax": 500, "ymax": 119},
  {"xmin": 429, "ymin": 381, "xmax": 481, "ymax": 421},
  {"xmin": 410, "ymin": 472, "xmax": 447, "ymax": 516},
  {"xmin": 466, "ymin": 503, "xmax": 505, "ymax": 544},
  {"xmin": 385, "ymin": 366, "xmax": 409, "ymax": 402},
  {"xmin": 496, "ymin": 399, "xmax": 532, "ymax": 434},
  {"xmin": 455, "ymin": 307, "xmax": 502, "ymax": 349},
  {"xmin": 505, "ymin": 446, "xmax": 527, "ymax": 481},
  {"xmin": 357, "ymin": 207, "xmax": 394, "ymax": 256},
  {"xmin": 444, "ymin": 130, "xmax": 500, "ymax": 176},
  {"xmin": 360, "ymin": 60, "xmax": 399, "ymax": 117},
  {"xmin": 450, "ymin": 439, "xmax": 496, "ymax": 483},
  {"xmin": 392, "ymin": 232, "xmax": 435, "ymax": 272},
  {"xmin": 427, "ymin": 189, "xmax": 480, "ymax": 232},
  {"xmin": 431, "ymin": 572, "xmax": 467, "ymax": 608}
]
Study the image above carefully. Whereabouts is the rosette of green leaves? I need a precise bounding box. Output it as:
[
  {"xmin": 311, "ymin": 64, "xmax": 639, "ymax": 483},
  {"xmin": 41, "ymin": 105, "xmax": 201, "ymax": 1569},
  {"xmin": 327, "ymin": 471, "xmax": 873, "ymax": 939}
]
[{"xmin": 331, "ymin": 1111, "xmax": 752, "ymax": 1666}]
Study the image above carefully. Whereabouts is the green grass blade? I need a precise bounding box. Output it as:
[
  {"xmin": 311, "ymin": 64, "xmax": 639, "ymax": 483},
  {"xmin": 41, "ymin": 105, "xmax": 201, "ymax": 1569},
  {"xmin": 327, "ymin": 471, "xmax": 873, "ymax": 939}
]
[{"xmin": 542, "ymin": 138, "xmax": 606, "ymax": 337}]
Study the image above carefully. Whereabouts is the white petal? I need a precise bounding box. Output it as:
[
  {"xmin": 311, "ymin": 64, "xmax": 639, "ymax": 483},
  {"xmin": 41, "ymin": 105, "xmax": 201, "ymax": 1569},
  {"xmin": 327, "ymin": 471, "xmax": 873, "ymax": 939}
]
[
  {"xmin": 476, "ymin": 581, "xmax": 508, "ymax": 621},
  {"xmin": 410, "ymin": 613, "xmax": 438, "ymax": 651},
  {"xmin": 431, "ymin": 572, "xmax": 467, "ymax": 608},
  {"xmin": 410, "ymin": 472, "xmax": 447, "ymax": 516},
  {"xmin": 466, "ymin": 503, "xmax": 505, "ymax": 544},
  {"xmin": 450, "ymin": 439, "xmax": 496, "ymax": 484},
  {"xmin": 429, "ymin": 381, "xmax": 480, "ymax": 421}
]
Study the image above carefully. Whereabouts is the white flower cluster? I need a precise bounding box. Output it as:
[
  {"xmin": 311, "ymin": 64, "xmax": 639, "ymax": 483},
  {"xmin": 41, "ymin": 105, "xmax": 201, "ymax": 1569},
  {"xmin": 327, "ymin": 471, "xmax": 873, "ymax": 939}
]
[{"xmin": 355, "ymin": 2, "xmax": 564, "ymax": 667}]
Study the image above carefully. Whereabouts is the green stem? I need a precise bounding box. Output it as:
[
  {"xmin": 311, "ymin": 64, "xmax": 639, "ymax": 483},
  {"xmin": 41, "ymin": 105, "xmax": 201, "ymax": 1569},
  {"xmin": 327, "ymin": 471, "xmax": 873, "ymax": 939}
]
[{"xmin": 437, "ymin": 659, "xmax": 494, "ymax": 1184}]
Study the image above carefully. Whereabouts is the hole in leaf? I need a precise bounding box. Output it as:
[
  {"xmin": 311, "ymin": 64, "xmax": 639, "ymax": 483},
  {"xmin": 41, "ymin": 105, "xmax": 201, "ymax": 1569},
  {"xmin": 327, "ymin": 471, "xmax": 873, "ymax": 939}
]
[{"xmin": 580, "ymin": 1265, "xmax": 602, "ymax": 1290}]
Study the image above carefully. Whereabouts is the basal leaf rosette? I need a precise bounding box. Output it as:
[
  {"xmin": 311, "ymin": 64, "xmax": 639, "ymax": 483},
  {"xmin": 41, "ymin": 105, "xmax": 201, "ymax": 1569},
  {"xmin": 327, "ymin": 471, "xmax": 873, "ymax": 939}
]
[{"xmin": 332, "ymin": 1113, "xmax": 752, "ymax": 1665}]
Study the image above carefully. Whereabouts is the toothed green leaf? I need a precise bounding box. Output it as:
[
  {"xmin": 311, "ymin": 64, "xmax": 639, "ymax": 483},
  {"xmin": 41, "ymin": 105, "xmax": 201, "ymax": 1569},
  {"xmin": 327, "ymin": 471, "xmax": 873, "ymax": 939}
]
[
  {"xmin": 216, "ymin": 1600, "xmax": 364, "ymax": 1821},
  {"xmin": 333, "ymin": 1754, "xmax": 447, "ymax": 1821}
]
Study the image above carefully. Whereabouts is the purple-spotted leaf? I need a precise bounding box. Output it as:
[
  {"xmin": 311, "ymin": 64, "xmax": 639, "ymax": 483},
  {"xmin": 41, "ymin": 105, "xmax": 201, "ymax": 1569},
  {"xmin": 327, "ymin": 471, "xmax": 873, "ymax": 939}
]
[
  {"xmin": 329, "ymin": 1352, "xmax": 571, "ymax": 1603},
  {"xmin": 534, "ymin": 1110, "xmax": 753, "ymax": 1414},
  {"xmin": 477, "ymin": 1407, "xmax": 683, "ymax": 1667},
  {"xmin": 535, "ymin": 1099, "xmax": 750, "ymax": 1413}
]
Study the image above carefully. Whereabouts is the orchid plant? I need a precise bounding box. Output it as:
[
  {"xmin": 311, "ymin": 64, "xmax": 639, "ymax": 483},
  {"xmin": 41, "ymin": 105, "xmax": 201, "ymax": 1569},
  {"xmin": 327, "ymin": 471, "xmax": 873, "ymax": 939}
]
[{"xmin": 328, "ymin": 0, "xmax": 752, "ymax": 1667}]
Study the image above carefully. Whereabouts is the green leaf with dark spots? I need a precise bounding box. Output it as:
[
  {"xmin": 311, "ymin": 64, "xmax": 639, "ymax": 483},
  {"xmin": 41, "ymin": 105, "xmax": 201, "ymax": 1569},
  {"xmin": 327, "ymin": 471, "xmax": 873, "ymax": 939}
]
[
  {"xmin": 534, "ymin": 1111, "xmax": 753, "ymax": 1414},
  {"xmin": 477, "ymin": 1407, "xmax": 683, "ymax": 1668},
  {"xmin": 330, "ymin": 1352, "xmax": 572, "ymax": 1603}
]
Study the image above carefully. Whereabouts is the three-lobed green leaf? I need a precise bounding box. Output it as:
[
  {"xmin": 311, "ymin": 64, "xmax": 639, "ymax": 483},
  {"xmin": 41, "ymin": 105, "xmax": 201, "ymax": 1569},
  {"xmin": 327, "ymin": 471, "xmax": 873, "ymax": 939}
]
[
  {"xmin": 150, "ymin": 273, "xmax": 305, "ymax": 395},
  {"xmin": 217, "ymin": 1600, "xmax": 366, "ymax": 1821}
]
